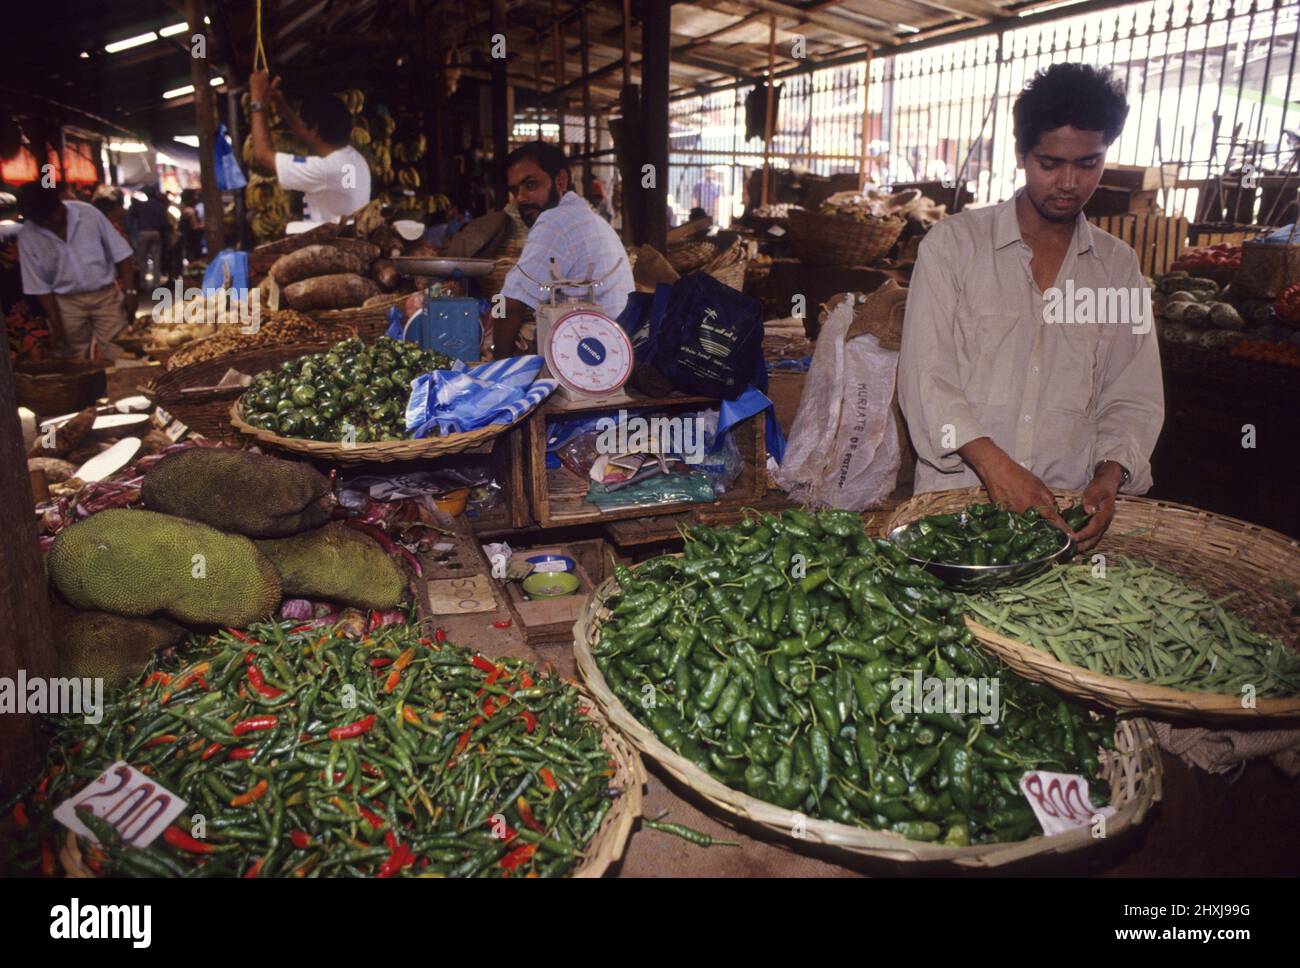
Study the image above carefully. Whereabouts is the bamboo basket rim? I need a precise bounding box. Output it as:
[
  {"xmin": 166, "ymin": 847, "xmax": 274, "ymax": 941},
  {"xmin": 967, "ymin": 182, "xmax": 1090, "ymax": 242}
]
[
  {"xmin": 144, "ymin": 340, "xmax": 345, "ymax": 403},
  {"xmin": 310, "ymin": 291, "xmax": 409, "ymax": 325},
  {"xmin": 57, "ymin": 679, "xmax": 643, "ymax": 878},
  {"xmin": 885, "ymin": 487, "xmax": 1300, "ymax": 722},
  {"xmin": 573, "ymin": 572, "xmax": 1163, "ymax": 869},
  {"xmin": 230, "ymin": 400, "xmax": 512, "ymax": 463}
]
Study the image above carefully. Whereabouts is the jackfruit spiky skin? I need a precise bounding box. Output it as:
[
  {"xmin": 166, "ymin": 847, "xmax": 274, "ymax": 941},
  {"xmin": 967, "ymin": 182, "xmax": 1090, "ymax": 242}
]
[
  {"xmin": 51, "ymin": 606, "xmax": 186, "ymax": 688},
  {"xmin": 48, "ymin": 509, "xmax": 283, "ymax": 627},
  {"xmin": 141, "ymin": 447, "xmax": 330, "ymax": 538},
  {"xmin": 257, "ymin": 522, "xmax": 407, "ymax": 609}
]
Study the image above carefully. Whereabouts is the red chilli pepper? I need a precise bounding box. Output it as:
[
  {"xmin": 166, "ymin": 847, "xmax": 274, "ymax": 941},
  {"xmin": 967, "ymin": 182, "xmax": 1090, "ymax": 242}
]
[
  {"xmin": 246, "ymin": 665, "xmax": 284, "ymax": 699},
  {"xmin": 200, "ymin": 742, "xmax": 224, "ymax": 761},
  {"xmin": 500, "ymin": 843, "xmax": 538, "ymax": 871},
  {"xmin": 519, "ymin": 711, "xmax": 536, "ymax": 734},
  {"xmin": 163, "ymin": 825, "xmax": 215, "ymax": 854},
  {"xmin": 328, "ymin": 714, "xmax": 376, "ymax": 741},
  {"xmin": 227, "ymin": 629, "xmax": 252, "ymax": 643},
  {"xmin": 434, "ymin": 628, "xmax": 448, "ymax": 643},
  {"xmin": 516, "ymin": 797, "xmax": 545, "ymax": 833},
  {"xmin": 520, "ymin": 672, "xmax": 535, "ymax": 689},
  {"xmin": 384, "ymin": 669, "xmax": 402, "ymax": 693},
  {"xmin": 358, "ymin": 806, "xmax": 386, "ymax": 830},
  {"xmin": 376, "ymin": 844, "xmax": 415, "ymax": 878},
  {"xmin": 243, "ymin": 857, "xmax": 265, "ymax": 878},
  {"xmin": 228, "ymin": 747, "xmax": 257, "ymax": 761},
  {"xmin": 13, "ymin": 802, "xmax": 28, "ymax": 828},
  {"xmin": 290, "ymin": 830, "xmax": 312, "ymax": 850},
  {"xmin": 492, "ymin": 620, "xmax": 513, "ymax": 629},
  {"xmin": 290, "ymin": 623, "xmax": 313, "ymax": 634},
  {"xmin": 232, "ymin": 716, "xmax": 279, "ymax": 737},
  {"xmin": 539, "ymin": 768, "xmax": 558, "ymax": 791},
  {"xmin": 370, "ymin": 657, "xmax": 393, "ymax": 668},
  {"xmin": 470, "ymin": 655, "xmax": 496, "ymax": 673},
  {"xmin": 231, "ymin": 779, "xmax": 270, "ymax": 808},
  {"xmin": 483, "ymin": 697, "xmax": 497, "ymax": 718},
  {"xmin": 142, "ymin": 733, "xmax": 179, "ymax": 749}
]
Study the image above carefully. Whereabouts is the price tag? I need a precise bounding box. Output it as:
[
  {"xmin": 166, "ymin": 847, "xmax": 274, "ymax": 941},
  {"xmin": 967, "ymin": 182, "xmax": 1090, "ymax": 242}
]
[
  {"xmin": 1019, "ymin": 770, "xmax": 1115, "ymax": 836},
  {"xmin": 426, "ymin": 575, "xmax": 497, "ymax": 614},
  {"xmin": 53, "ymin": 761, "xmax": 187, "ymax": 848},
  {"xmin": 164, "ymin": 419, "xmax": 189, "ymax": 442},
  {"xmin": 151, "ymin": 406, "xmax": 173, "ymax": 428}
]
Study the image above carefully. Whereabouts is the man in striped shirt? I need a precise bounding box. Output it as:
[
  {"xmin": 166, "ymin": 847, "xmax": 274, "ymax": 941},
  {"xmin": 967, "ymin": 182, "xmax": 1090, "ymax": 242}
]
[{"xmin": 491, "ymin": 141, "xmax": 634, "ymax": 359}]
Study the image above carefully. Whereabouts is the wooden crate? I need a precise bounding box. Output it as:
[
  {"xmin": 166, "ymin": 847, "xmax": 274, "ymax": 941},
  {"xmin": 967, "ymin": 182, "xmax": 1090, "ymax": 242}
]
[
  {"xmin": 1087, "ymin": 212, "xmax": 1188, "ymax": 277},
  {"xmin": 500, "ymin": 542, "xmax": 600, "ymax": 645},
  {"xmin": 525, "ymin": 391, "xmax": 767, "ymax": 528}
]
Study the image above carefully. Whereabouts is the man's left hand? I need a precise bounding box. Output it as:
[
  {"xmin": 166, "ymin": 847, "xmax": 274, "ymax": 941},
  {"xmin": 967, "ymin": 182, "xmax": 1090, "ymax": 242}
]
[
  {"xmin": 1072, "ymin": 463, "xmax": 1124, "ymax": 552},
  {"xmin": 123, "ymin": 290, "xmax": 139, "ymax": 326}
]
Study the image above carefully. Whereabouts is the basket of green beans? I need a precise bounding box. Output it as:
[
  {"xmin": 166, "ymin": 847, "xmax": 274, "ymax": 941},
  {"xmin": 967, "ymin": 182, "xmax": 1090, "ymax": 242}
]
[
  {"xmin": 888, "ymin": 502, "xmax": 1084, "ymax": 590},
  {"xmin": 5, "ymin": 620, "xmax": 644, "ymax": 878},
  {"xmin": 575, "ymin": 508, "xmax": 1163, "ymax": 868}
]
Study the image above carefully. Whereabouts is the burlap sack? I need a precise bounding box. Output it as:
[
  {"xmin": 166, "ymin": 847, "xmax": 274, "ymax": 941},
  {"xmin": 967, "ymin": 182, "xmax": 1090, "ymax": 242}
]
[
  {"xmin": 1154, "ymin": 721, "xmax": 1300, "ymax": 776},
  {"xmin": 629, "ymin": 244, "xmax": 679, "ymax": 293}
]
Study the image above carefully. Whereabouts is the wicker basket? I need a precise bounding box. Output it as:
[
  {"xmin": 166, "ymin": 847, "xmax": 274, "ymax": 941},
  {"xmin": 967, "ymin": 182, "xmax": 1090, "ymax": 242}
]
[
  {"xmin": 667, "ymin": 240, "xmax": 718, "ymax": 274},
  {"xmin": 231, "ymin": 400, "xmax": 511, "ymax": 464},
  {"xmin": 788, "ymin": 210, "xmax": 905, "ymax": 267},
  {"xmin": 706, "ymin": 260, "xmax": 747, "ymax": 292},
  {"xmin": 885, "ymin": 488, "xmax": 1300, "ymax": 722},
  {"xmin": 14, "ymin": 360, "xmax": 108, "ymax": 417},
  {"xmin": 311, "ymin": 292, "xmax": 408, "ymax": 341},
  {"xmin": 144, "ymin": 342, "xmax": 341, "ymax": 441},
  {"xmin": 58, "ymin": 682, "xmax": 643, "ymax": 878},
  {"xmin": 574, "ymin": 575, "xmax": 1163, "ymax": 869}
]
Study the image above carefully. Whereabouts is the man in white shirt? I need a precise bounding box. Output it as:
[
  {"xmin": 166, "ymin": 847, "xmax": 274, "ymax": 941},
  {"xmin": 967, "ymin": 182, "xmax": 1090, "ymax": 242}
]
[
  {"xmin": 491, "ymin": 141, "xmax": 634, "ymax": 358},
  {"xmin": 248, "ymin": 71, "xmax": 371, "ymax": 225},
  {"xmin": 17, "ymin": 182, "xmax": 137, "ymax": 360}
]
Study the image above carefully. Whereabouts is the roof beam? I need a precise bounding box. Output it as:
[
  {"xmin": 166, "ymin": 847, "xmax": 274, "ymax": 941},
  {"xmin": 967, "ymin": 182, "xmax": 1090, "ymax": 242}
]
[
  {"xmin": 720, "ymin": 0, "xmax": 895, "ymax": 44},
  {"xmin": 911, "ymin": 0, "xmax": 1008, "ymax": 21}
]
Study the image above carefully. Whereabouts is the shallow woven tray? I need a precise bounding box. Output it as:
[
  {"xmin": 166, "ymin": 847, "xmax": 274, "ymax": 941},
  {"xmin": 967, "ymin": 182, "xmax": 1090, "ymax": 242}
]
[
  {"xmin": 788, "ymin": 210, "xmax": 904, "ymax": 267},
  {"xmin": 311, "ymin": 292, "xmax": 409, "ymax": 341},
  {"xmin": 886, "ymin": 488, "xmax": 1300, "ymax": 722},
  {"xmin": 230, "ymin": 400, "xmax": 509, "ymax": 464},
  {"xmin": 58, "ymin": 681, "xmax": 642, "ymax": 878},
  {"xmin": 574, "ymin": 573, "xmax": 1163, "ymax": 869}
]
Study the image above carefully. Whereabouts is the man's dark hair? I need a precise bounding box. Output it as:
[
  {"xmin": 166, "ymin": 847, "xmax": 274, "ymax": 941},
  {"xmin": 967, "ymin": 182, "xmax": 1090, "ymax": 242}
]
[
  {"xmin": 1013, "ymin": 63, "xmax": 1129, "ymax": 156},
  {"xmin": 301, "ymin": 96, "xmax": 353, "ymax": 146},
  {"xmin": 93, "ymin": 195, "xmax": 122, "ymax": 217},
  {"xmin": 505, "ymin": 140, "xmax": 571, "ymax": 184},
  {"xmin": 17, "ymin": 181, "xmax": 62, "ymax": 222}
]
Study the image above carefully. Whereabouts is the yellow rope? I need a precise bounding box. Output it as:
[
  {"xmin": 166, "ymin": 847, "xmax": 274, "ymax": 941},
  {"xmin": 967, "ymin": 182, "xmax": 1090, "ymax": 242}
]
[{"xmin": 252, "ymin": 0, "xmax": 270, "ymax": 72}]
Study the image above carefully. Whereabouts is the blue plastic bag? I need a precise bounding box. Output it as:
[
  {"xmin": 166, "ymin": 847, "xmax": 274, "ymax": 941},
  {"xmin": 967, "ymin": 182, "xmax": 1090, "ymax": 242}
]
[
  {"xmin": 214, "ymin": 124, "xmax": 247, "ymax": 191},
  {"xmin": 406, "ymin": 356, "xmax": 557, "ymax": 436},
  {"xmin": 202, "ymin": 249, "xmax": 249, "ymax": 295}
]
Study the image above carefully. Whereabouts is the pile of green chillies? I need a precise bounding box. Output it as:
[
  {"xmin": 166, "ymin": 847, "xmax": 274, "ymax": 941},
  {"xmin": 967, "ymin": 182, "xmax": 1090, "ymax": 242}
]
[
  {"xmin": 5, "ymin": 620, "xmax": 619, "ymax": 878},
  {"xmin": 901, "ymin": 503, "xmax": 1088, "ymax": 567},
  {"xmin": 965, "ymin": 559, "xmax": 1300, "ymax": 697},
  {"xmin": 594, "ymin": 508, "xmax": 1115, "ymax": 846}
]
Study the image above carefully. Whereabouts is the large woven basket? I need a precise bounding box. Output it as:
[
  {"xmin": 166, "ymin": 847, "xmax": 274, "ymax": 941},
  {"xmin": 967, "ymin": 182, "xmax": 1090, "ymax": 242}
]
[
  {"xmin": 311, "ymin": 292, "xmax": 408, "ymax": 341},
  {"xmin": 58, "ymin": 682, "xmax": 643, "ymax": 878},
  {"xmin": 14, "ymin": 361, "xmax": 108, "ymax": 417},
  {"xmin": 886, "ymin": 488, "xmax": 1300, "ymax": 721},
  {"xmin": 706, "ymin": 259, "xmax": 747, "ymax": 292},
  {"xmin": 666, "ymin": 240, "xmax": 718, "ymax": 274},
  {"xmin": 788, "ymin": 210, "xmax": 904, "ymax": 267},
  {"xmin": 231, "ymin": 400, "xmax": 510, "ymax": 463},
  {"xmin": 574, "ymin": 575, "xmax": 1163, "ymax": 870},
  {"xmin": 144, "ymin": 342, "xmax": 340, "ymax": 441}
]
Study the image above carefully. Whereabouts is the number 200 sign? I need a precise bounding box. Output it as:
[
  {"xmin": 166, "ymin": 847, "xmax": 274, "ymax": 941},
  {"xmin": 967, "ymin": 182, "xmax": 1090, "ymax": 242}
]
[{"xmin": 54, "ymin": 761, "xmax": 188, "ymax": 848}]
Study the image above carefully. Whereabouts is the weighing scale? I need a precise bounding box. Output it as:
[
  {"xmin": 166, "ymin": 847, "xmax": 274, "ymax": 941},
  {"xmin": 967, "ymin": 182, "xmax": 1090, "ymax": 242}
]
[
  {"xmin": 391, "ymin": 257, "xmax": 496, "ymax": 362},
  {"xmin": 514, "ymin": 259, "xmax": 633, "ymax": 403}
]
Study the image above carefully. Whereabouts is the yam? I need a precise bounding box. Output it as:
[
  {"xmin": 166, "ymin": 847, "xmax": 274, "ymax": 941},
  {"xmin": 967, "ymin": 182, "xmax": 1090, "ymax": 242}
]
[
  {"xmin": 330, "ymin": 237, "xmax": 381, "ymax": 265},
  {"xmin": 372, "ymin": 258, "xmax": 400, "ymax": 291},
  {"xmin": 28, "ymin": 457, "xmax": 77, "ymax": 482},
  {"xmin": 282, "ymin": 273, "xmax": 380, "ymax": 311},
  {"xmin": 248, "ymin": 222, "xmax": 341, "ymax": 274},
  {"xmin": 368, "ymin": 224, "xmax": 406, "ymax": 258},
  {"xmin": 269, "ymin": 245, "xmax": 369, "ymax": 286},
  {"xmin": 29, "ymin": 408, "xmax": 96, "ymax": 459}
]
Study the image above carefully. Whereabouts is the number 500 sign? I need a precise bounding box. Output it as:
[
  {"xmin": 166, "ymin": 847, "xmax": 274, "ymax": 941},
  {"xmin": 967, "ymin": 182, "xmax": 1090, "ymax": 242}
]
[{"xmin": 54, "ymin": 761, "xmax": 187, "ymax": 848}]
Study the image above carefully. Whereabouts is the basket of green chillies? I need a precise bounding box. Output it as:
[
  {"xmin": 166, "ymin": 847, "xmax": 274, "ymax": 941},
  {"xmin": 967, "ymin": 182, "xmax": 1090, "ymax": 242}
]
[
  {"xmin": 888, "ymin": 502, "xmax": 1085, "ymax": 590},
  {"xmin": 5, "ymin": 619, "xmax": 645, "ymax": 878},
  {"xmin": 575, "ymin": 508, "xmax": 1163, "ymax": 868}
]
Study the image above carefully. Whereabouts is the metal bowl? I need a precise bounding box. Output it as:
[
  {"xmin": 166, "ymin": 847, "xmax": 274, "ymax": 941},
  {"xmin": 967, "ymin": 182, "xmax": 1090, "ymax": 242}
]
[
  {"xmin": 391, "ymin": 256, "xmax": 497, "ymax": 278},
  {"xmin": 887, "ymin": 517, "xmax": 1075, "ymax": 590}
]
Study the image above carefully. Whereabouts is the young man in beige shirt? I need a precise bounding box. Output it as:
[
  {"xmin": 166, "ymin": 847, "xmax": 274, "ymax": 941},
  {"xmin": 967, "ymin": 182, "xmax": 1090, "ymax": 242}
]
[{"xmin": 898, "ymin": 64, "xmax": 1164, "ymax": 551}]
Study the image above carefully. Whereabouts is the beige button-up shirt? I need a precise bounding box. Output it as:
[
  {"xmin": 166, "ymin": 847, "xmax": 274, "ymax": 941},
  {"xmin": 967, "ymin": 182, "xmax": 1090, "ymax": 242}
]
[{"xmin": 898, "ymin": 192, "xmax": 1164, "ymax": 495}]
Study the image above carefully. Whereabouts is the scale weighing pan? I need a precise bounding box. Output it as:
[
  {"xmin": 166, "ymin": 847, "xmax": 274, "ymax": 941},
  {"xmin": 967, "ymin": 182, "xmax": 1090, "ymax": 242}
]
[{"xmin": 391, "ymin": 256, "xmax": 497, "ymax": 278}]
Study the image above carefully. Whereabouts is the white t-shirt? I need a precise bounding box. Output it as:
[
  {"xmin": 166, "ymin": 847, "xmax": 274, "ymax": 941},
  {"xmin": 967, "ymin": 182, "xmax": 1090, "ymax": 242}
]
[{"xmin": 274, "ymin": 145, "xmax": 371, "ymax": 223}]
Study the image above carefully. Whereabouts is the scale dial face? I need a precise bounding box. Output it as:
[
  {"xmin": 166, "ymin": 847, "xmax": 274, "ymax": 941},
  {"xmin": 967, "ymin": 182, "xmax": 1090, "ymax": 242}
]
[{"xmin": 544, "ymin": 307, "xmax": 633, "ymax": 395}]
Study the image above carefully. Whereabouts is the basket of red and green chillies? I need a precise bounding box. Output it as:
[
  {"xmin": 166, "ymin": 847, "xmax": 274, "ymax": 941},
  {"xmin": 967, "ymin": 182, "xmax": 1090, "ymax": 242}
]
[
  {"xmin": 575, "ymin": 508, "xmax": 1162, "ymax": 868},
  {"xmin": 5, "ymin": 619, "xmax": 644, "ymax": 878}
]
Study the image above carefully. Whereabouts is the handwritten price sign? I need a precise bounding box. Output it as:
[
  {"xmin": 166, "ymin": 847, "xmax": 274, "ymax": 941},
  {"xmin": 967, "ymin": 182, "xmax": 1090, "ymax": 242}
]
[
  {"xmin": 54, "ymin": 761, "xmax": 187, "ymax": 848},
  {"xmin": 1018, "ymin": 770, "xmax": 1115, "ymax": 836}
]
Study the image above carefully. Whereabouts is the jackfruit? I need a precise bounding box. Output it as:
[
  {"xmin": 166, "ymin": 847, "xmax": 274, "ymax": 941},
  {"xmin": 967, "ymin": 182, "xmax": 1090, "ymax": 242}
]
[
  {"xmin": 256, "ymin": 522, "xmax": 407, "ymax": 609},
  {"xmin": 52, "ymin": 606, "xmax": 185, "ymax": 689},
  {"xmin": 49, "ymin": 509, "xmax": 283, "ymax": 627},
  {"xmin": 141, "ymin": 447, "xmax": 331, "ymax": 538}
]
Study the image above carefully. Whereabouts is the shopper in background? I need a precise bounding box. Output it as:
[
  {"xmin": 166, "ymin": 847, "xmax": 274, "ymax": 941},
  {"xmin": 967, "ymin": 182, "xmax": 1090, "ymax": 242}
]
[
  {"xmin": 92, "ymin": 191, "xmax": 127, "ymax": 238},
  {"xmin": 898, "ymin": 63, "xmax": 1163, "ymax": 552},
  {"xmin": 16, "ymin": 181, "xmax": 137, "ymax": 360},
  {"xmin": 692, "ymin": 169, "xmax": 721, "ymax": 220},
  {"xmin": 489, "ymin": 141, "xmax": 634, "ymax": 358},
  {"xmin": 128, "ymin": 184, "xmax": 168, "ymax": 287},
  {"xmin": 248, "ymin": 70, "xmax": 372, "ymax": 225},
  {"xmin": 180, "ymin": 189, "xmax": 205, "ymax": 265}
]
